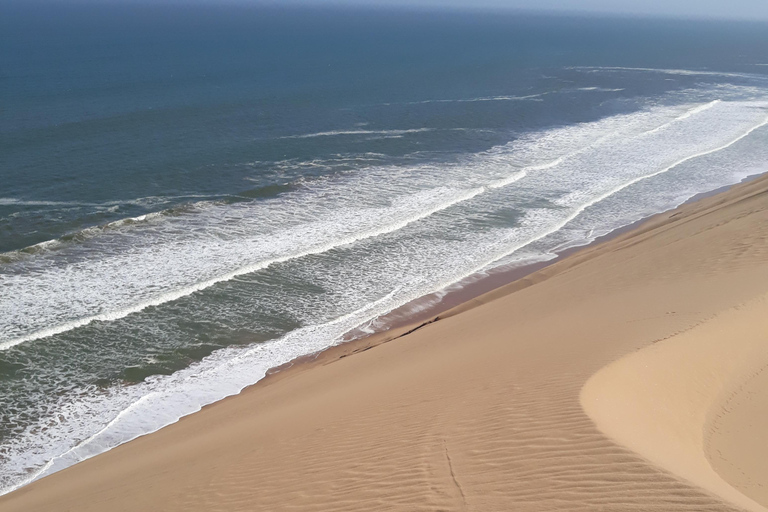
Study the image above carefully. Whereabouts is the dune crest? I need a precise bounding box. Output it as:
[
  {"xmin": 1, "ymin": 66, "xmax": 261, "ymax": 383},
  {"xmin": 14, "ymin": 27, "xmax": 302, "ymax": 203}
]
[{"xmin": 582, "ymin": 294, "xmax": 768, "ymax": 512}]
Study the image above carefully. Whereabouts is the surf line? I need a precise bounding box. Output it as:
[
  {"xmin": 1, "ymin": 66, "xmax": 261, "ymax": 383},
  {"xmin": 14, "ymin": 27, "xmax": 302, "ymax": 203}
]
[
  {"xmin": 2, "ymin": 185, "xmax": 499, "ymax": 350},
  {"xmin": 4, "ymin": 150, "xmax": 567, "ymax": 350},
  {"xmin": 8, "ymin": 110, "xmax": 764, "ymax": 350},
  {"xmin": 0, "ymin": 287, "xmax": 405, "ymax": 497},
  {"xmin": 641, "ymin": 100, "xmax": 721, "ymax": 136},
  {"xmin": 378, "ymin": 111, "xmax": 768, "ymax": 325},
  {"xmin": 570, "ymin": 66, "xmax": 767, "ymax": 81},
  {"xmin": 483, "ymin": 113, "xmax": 768, "ymax": 272}
]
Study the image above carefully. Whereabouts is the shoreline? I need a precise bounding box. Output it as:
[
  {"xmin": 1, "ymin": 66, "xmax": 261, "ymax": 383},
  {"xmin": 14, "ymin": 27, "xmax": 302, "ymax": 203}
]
[
  {"xmin": 267, "ymin": 171, "xmax": 766, "ymax": 382},
  {"xmin": 342, "ymin": 171, "xmax": 766, "ymax": 340},
  {"xmin": 3, "ymin": 171, "xmax": 768, "ymax": 511}
]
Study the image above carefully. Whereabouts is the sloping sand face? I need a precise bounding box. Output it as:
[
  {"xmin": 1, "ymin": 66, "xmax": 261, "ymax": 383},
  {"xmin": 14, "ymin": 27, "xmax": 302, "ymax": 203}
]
[
  {"xmin": 581, "ymin": 295, "xmax": 768, "ymax": 512},
  {"xmin": 708, "ymin": 344, "xmax": 768, "ymax": 507},
  {"xmin": 2, "ymin": 176, "xmax": 768, "ymax": 511}
]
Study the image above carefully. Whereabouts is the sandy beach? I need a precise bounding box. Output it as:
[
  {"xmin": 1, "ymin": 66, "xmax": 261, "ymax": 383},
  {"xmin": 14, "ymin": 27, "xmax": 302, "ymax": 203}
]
[{"xmin": 3, "ymin": 173, "xmax": 768, "ymax": 512}]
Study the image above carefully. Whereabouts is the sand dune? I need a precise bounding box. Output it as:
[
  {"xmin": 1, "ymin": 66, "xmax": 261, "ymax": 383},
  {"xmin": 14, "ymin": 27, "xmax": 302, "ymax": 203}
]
[
  {"xmin": 708, "ymin": 334, "xmax": 768, "ymax": 507},
  {"xmin": 3, "ymin": 175, "xmax": 768, "ymax": 511},
  {"xmin": 582, "ymin": 294, "xmax": 768, "ymax": 512}
]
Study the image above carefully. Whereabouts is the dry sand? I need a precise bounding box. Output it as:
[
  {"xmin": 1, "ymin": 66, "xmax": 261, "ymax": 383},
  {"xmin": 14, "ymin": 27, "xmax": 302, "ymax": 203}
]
[{"xmin": 3, "ymin": 175, "xmax": 768, "ymax": 511}]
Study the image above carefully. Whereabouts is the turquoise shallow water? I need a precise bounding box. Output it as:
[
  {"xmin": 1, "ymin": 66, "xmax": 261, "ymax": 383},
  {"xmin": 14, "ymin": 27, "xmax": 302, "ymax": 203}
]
[{"xmin": 2, "ymin": 3, "xmax": 768, "ymax": 494}]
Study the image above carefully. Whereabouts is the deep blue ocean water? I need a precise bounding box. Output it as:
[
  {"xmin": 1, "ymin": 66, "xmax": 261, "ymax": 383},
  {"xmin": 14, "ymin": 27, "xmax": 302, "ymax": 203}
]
[{"xmin": 2, "ymin": 3, "xmax": 768, "ymax": 493}]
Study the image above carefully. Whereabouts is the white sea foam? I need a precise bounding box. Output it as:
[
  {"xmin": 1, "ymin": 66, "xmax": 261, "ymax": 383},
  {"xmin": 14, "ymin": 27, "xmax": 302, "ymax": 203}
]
[
  {"xmin": 0, "ymin": 187, "xmax": 483, "ymax": 350},
  {"xmin": 0, "ymin": 195, "xmax": 210, "ymax": 209},
  {"xmin": 572, "ymin": 66, "xmax": 768, "ymax": 83},
  {"xmin": 441, "ymin": 93, "xmax": 547, "ymax": 102},
  {"xmin": 280, "ymin": 128, "xmax": 434, "ymax": 139},
  {"xmin": 0, "ymin": 166, "xmax": 535, "ymax": 350},
  {"xmin": 0, "ymin": 198, "xmax": 93, "ymax": 207},
  {"xmin": 4, "ymin": 96, "xmax": 767, "ymax": 350},
  {"xmin": 571, "ymin": 66, "xmax": 756, "ymax": 79},
  {"xmin": 640, "ymin": 100, "xmax": 721, "ymax": 135},
  {"xmin": 380, "ymin": 93, "xmax": 548, "ymax": 106},
  {"xmin": 576, "ymin": 87, "xmax": 625, "ymax": 92}
]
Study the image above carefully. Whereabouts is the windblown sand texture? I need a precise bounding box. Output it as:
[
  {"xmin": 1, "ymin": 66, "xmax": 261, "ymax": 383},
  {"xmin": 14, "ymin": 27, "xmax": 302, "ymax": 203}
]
[{"xmin": 3, "ymin": 175, "xmax": 768, "ymax": 511}]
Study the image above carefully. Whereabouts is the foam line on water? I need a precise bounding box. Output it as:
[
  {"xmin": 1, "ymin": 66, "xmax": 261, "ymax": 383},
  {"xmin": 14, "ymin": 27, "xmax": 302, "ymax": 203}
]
[
  {"xmin": 0, "ymin": 288, "xmax": 404, "ymax": 496},
  {"xmin": 0, "ymin": 160, "xmax": 550, "ymax": 349},
  {"xmin": 576, "ymin": 87, "xmax": 625, "ymax": 92},
  {"xmin": 1, "ymin": 169, "xmax": 524, "ymax": 349},
  {"xmin": 0, "ymin": 188, "xmax": 485, "ymax": 350},
  {"xmin": 5, "ymin": 135, "xmax": 619, "ymax": 350},
  {"xmin": 0, "ymin": 101, "xmax": 753, "ymax": 349},
  {"xmin": 0, "ymin": 199, "xmax": 95, "ymax": 207},
  {"xmin": 571, "ymin": 66, "xmax": 767, "ymax": 80},
  {"xmin": 381, "ymin": 93, "xmax": 549, "ymax": 106},
  {"xmin": 401, "ymin": 113, "xmax": 768, "ymax": 304},
  {"xmin": 280, "ymin": 128, "xmax": 434, "ymax": 139},
  {"xmin": 0, "ymin": 200, "xmax": 236, "ymax": 261},
  {"xmin": 641, "ymin": 100, "xmax": 721, "ymax": 135},
  {"xmin": 420, "ymin": 93, "xmax": 548, "ymax": 103},
  {"xmin": 404, "ymin": 110, "xmax": 768, "ymax": 294},
  {"xmin": 487, "ymin": 112, "xmax": 768, "ymax": 269},
  {"xmin": 3, "ymin": 97, "xmax": 727, "ymax": 266},
  {"xmin": 0, "ymin": 195, "xmax": 217, "ymax": 209}
]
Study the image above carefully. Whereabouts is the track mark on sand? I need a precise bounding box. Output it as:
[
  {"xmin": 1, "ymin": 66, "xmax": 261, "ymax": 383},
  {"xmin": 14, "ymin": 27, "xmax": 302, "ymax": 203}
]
[{"xmin": 443, "ymin": 440, "xmax": 467, "ymax": 510}]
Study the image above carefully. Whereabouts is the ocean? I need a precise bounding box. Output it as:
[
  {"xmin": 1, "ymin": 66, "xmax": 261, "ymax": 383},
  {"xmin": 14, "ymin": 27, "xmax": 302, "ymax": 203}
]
[{"xmin": 2, "ymin": 3, "xmax": 768, "ymax": 494}]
